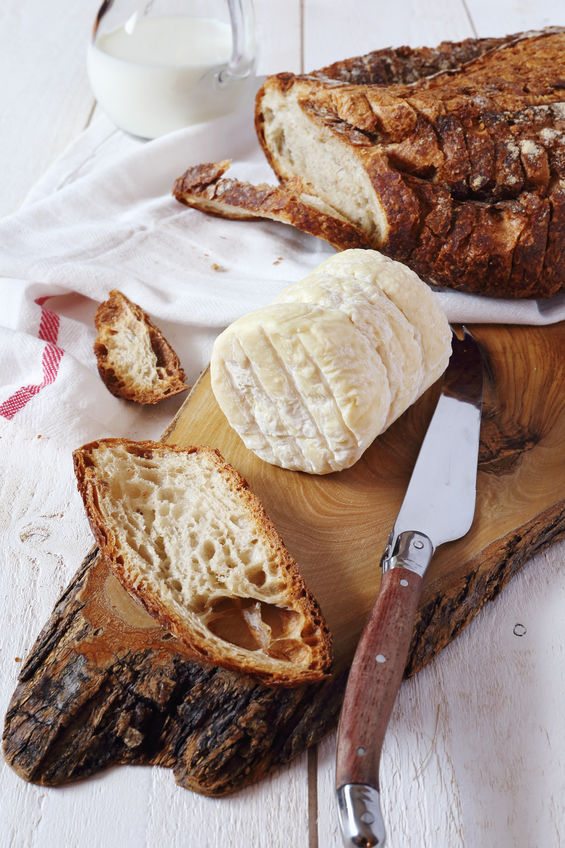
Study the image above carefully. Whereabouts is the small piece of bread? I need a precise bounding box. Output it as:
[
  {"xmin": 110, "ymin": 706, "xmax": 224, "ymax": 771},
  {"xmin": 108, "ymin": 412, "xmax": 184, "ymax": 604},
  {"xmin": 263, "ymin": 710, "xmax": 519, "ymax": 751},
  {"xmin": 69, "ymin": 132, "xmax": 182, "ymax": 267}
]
[
  {"xmin": 211, "ymin": 249, "xmax": 451, "ymax": 474},
  {"xmin": 73, "ymin": 438, "xmax": 333, "ymax": 685},
  {"xmin": 94, "ymin": 290, "xmax": 189, "ymax": 404}
]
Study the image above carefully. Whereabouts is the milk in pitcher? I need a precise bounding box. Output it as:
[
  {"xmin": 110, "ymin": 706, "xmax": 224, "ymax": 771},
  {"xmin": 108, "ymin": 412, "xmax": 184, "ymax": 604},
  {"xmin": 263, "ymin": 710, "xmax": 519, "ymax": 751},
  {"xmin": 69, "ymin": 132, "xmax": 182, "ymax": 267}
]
[{"xmin": 87, "ymin": 15, "xmax": 241, "ymax": 138}]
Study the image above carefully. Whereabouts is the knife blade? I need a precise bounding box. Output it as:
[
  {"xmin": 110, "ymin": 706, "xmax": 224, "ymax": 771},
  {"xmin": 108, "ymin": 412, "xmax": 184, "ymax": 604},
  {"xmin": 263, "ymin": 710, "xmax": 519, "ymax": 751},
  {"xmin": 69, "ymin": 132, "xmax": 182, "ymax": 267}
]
[{"xmin": 335, "ymin": 327, "xmax": 484, "ymax": 847}]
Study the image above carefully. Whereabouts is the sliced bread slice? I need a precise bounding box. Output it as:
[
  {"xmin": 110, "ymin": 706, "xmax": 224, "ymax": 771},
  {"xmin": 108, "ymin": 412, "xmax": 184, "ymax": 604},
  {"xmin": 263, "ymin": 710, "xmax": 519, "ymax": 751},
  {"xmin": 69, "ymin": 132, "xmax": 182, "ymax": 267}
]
[
  {"xmin": 94, "ymin": 289, "xmax": 189, "ymax": 404},
  {"xmin": 73, "ymin": 438, "xmax": 333, "ymax": 685}
]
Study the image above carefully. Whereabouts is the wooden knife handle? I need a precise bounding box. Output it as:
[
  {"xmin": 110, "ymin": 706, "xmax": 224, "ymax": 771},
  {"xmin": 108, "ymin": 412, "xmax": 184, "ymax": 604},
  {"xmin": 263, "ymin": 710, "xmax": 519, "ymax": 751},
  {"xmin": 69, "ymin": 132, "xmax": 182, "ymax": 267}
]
[{"xmin": 336, "ymin": 565, "xmax": 424, "ymax": 846}]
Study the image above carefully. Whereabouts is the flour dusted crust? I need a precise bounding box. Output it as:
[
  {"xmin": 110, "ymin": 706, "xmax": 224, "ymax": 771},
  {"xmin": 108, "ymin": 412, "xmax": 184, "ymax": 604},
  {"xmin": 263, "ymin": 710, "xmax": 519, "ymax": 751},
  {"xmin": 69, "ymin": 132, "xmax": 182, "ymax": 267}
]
[
  {"xmin": 174, "ymin": 28, "xmax": 565, "ymax": 299},
  {"xmin": 94, "ymin": 290, "xmax": 189, "ymax": 404},
  {"xmin": 73, "ymin": 438, "xmax": 333, "ymax": 686},
  {"xmin": 211, "ymin": 250, "xmax": 451, "ymax": 474}
]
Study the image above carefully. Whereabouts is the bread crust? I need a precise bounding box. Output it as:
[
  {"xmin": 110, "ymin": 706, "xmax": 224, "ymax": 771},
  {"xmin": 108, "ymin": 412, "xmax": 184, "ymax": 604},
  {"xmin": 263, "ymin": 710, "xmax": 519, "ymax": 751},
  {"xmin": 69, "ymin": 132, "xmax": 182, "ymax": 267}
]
[
  {"xmin": 94, "ymin": 290, "xmax": 189, "ymax": 404},
  {"xmin": 73, "ymin": 439, "xmax": 333, "ymax": 686},
  {"xmin": 255, "ymin": 28, "xmax": 565, "ymax": 298},
  {"xmin": 173, "ymin": 161, "xmax": 370, "ymax": 251},
  {"xmin": 310, "ymin": 34, "xmax": 519, "ymax": 86},
  {"xmin": 174, "ymin": 28, "xmax": 565, "ymax": 299}
]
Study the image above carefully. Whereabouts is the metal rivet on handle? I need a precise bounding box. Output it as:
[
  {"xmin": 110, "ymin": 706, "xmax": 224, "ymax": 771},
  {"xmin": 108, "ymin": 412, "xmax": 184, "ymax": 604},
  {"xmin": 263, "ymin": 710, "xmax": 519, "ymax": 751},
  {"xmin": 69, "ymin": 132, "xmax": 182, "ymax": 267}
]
[{"xmin": 375, "ymin": 654, "xmax": 386, "ymax": 663}]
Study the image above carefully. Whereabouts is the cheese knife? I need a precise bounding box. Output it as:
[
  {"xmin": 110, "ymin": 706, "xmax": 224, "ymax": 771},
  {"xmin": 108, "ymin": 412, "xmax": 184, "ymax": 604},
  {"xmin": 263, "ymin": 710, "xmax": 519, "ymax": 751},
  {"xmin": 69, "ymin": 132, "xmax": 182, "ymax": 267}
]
[{"xmin": 336, "ymin": 327, "xmax": 484, "ymax": 847}]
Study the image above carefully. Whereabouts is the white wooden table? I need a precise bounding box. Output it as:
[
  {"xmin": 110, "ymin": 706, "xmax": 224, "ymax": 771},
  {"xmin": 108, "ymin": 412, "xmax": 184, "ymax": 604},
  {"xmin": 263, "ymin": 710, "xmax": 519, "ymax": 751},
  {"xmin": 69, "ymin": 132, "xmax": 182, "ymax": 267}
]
[{"xmin": 2, "ymin": 2, "xmax": 564, "ymax": 846}]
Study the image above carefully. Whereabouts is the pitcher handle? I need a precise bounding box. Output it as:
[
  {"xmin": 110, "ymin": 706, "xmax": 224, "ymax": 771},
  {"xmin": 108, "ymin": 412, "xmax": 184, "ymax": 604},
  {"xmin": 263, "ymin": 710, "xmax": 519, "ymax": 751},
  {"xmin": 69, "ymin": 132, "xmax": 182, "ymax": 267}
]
[{"xmin": 221, "ymin": 0, "xmax": 256, "ymax": 82}]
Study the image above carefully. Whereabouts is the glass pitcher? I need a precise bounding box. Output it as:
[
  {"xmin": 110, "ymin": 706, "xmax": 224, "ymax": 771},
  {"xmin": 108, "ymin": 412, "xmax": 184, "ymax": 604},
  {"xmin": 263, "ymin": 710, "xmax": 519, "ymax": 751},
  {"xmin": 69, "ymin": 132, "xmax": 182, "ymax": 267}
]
[{"xmin": 87, "ymin": 0, "xmax": 256, "ymax": 139}]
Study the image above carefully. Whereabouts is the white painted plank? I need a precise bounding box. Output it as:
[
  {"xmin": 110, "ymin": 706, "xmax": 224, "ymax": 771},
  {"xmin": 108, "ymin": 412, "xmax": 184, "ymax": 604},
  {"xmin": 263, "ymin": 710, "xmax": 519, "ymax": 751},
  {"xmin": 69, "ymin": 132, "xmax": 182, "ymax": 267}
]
[
  {"xmin": 2, "ymin": 757, "xmax": 310, "ymax": 848},
  {"xmin": 303, "ymin": 0, "xmax": 474, "ymax": 71},
  {"xmin": 254, "ymin": 0, "xmax": 302, "ymax": 74},
  {"xmin": 145, "ymin": 759, "xmax": 309, "ymax": 848},
  {"xmin": 0, "ymin": 1, "xmax": 101, "ymax": 218},
  {"xmin": 465, "ymin": 0, "xmax": 562, "ymax": 36}
]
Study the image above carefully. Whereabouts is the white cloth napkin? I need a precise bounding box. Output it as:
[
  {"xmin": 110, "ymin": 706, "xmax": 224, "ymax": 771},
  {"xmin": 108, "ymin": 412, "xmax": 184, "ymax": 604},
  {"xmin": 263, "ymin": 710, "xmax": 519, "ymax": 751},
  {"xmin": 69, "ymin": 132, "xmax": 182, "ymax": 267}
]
[{"xmin": 1, "ymin": 89, "xmax": 564, "ymax": 446}]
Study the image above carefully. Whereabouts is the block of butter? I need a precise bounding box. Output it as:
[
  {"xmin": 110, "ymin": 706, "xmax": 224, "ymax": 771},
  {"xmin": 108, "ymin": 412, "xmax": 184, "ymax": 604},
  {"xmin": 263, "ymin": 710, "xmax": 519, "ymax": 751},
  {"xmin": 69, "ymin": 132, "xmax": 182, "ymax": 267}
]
[{"xmin": 211, "ymin": 249, "xmax": 452, "ymax": 474}]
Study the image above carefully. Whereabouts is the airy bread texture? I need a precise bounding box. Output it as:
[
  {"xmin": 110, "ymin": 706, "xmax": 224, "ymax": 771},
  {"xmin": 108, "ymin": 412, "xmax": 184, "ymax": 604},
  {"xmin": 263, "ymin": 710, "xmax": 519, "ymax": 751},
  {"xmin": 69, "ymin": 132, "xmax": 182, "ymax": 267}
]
[
  {"xmin": 174, "ymin": 28, "xmax": 565, "ymax": 299},
  {"xmin": 73, "ymin": 439, "xmax": 332, "ymax": 685},
  {"xmin": 94, "ymin": 290, "xmax": 189, "ymax": 404},
  {"xmin": 211, "ymin": 249, "xmax": 451, "ymax": 474}
]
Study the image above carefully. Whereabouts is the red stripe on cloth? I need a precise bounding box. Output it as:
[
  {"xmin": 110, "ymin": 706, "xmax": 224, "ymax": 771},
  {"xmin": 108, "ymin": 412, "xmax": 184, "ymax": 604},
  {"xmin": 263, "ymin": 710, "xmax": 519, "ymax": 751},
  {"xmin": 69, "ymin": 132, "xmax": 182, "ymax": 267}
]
[
  {"xmin": 38, "ymin": 308, "xmax": 60, "ymax": 344},
  {"xmin": 41, "ymin": 342, "xmax": 64, "ymax": 383},
  {"xmin": 0, "ymin": 297, "xmax": 65, "ymax": 420}
]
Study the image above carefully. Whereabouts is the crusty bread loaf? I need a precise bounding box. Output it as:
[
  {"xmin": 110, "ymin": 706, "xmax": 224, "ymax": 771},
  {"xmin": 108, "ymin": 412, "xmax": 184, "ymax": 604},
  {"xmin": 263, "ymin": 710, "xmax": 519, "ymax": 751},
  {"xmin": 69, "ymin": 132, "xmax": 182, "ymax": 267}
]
[
  {"xmin": 174, "ymin": 28, "xmax": 565, "ymax": 299},
  {"xmin": 94, "ymin": 290, "xmax": 189, "ymax": 404},
  {"xmin": 310, "ymin": 33, "xmax": 518, "ymax": 85},
  {"xmin": 211, "ymin": 249, "xmax": 451, "ymax": 474},
  {"xmin": 73, "ymin": 438, "xmax": 332, "ymax": 685}
]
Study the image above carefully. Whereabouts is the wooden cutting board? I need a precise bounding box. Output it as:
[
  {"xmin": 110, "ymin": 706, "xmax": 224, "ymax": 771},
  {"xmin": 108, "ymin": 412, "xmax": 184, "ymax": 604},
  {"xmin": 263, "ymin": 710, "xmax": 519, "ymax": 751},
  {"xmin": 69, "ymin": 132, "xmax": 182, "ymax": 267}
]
[{"xmin": 3, "ymin": 322, "xmax": 565, "ymax": 795}]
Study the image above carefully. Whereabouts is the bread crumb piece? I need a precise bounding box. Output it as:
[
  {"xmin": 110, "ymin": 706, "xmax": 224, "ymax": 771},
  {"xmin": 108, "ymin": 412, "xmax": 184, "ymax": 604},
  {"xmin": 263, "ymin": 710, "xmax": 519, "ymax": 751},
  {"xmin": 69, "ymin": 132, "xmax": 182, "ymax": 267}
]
[
  {"xmin": 14, "ymin": 657, "xmax": 22, "ymax": 662},
  {"xmin": 273, "ymin": 256, "xmax": 284, "ymax": 265},
  {"xmin": 94, "ymin": 290, "xmax": 189, "ymax": 404},
  {"xmin": 211, "ymin": 263, "xmax": 227, "ymax": 272}
]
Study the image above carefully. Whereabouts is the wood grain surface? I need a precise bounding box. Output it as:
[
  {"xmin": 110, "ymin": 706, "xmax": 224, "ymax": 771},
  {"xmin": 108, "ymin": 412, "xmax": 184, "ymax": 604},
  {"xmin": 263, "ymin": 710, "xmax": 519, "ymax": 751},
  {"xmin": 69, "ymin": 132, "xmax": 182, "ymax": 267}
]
[
  {"xmin": 4, "ymin": 322, "xmax": 565, "ymax": 796},
  {"xmin": 163, "ymin": 322, "xmax": 565, "ymax": 674}
]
